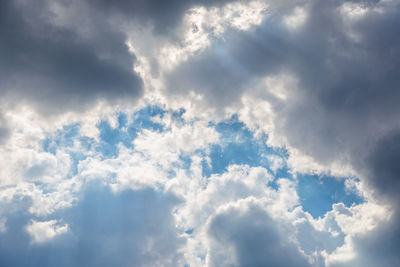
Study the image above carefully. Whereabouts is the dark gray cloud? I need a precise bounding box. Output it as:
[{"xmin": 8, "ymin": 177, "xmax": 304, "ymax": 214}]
[
  {"xmin": 0, "ymin": 0, "xmax": 144, "ymax": 114},
  {"xmin": 208, "ymin": 203, "xmax": 311, "ymax": 267},
  {"xmin": 90, "ymin": 0, "xmax": 238, "ymax": 34},
  {"xmin": 336, "ymin": 131, "xmax": 400, "ymax": 267},
  {"xmin": 0, "ymin": 185, "xmax": 184, "ymax": 267},
  {"xmin": 331, "ymin": 213, "xmax": 400, "ymax": 267},
  {"xmin": 364, "ymin": 131, "xmax": 400, "ymax": 202}
]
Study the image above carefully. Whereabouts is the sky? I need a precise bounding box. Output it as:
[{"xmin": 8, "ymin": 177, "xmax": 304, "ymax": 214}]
[{"xmin": 0, "ymin": 0, "xmax": 399, "ymax": 266}]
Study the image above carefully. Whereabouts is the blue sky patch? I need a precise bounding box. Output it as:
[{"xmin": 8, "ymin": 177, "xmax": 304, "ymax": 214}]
[
  {"xmin": 297, "ymin": 175, "xmax": 364, "ymax": 218},
  {"xmin": 206, "ymin": 115, "xmax": 286, "ymax": 177}
]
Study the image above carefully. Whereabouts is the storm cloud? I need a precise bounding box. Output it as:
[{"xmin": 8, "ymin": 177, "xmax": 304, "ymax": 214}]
[{"xmin": 0, "ymin": 0, "xmax": 144, "ymax": 113}]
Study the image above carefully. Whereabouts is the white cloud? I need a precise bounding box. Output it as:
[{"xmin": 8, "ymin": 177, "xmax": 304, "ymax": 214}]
[
  {"xmin": 26, "ymin": 220, "xmax": 68, "ymax": 244},
  {"xmin": 133, "ymin": 119, "xmax": 219, "ymax": 169},
  {"xmin": 265, "ymin": 154, "xmax": 285, "ymax": 173},
  {"xmin": 206, "ymin": 198, "xmax": 311, "ymax": 267},
  {"xmin": 158, "ymin": 1, "xmax": 269, "ymax": 71},
  {"xmin": 284, "ymin": 6, "xmax": 308, "ymax": 30}
]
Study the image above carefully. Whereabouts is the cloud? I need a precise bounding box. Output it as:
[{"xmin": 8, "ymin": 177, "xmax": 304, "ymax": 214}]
[
  {"xmin": 90, "ymin": 0, "xmax": 241, "ymax": 34},
  {"xmin": 158, "ymin": 0, "xmax": 400, "ymax": 175},
  {"xmin": 364, "ymin": 131, "xmax": 400, "ymax": 202},
  {"xmin": 0, "ymin": 111, "xmax": 9, "ymax": 145},
  {"xmin": 26, "ymin": 219, "xmax": 69, "ymax": 244},
  {"xmin": 1, "ymin": 0, "xmax": 399, "ymax": 265},
  {"xmin": 207, "ymin": 199, "xmax": 311, "ymax": 267},
  {"xmin": 0, "ymin": 0, "xmax": 142, "ymax": 114},
  {"xmin": 149, "ymin": 1, "xmax": 400, "ymax": 264},
  {"xmin": 0, "ymin": 186, "xmax": 184, "ymax": 267},
  {"xmin": 155, "ymin": 0, "xmax": 400, "ymax": 192},
  {"xmin": 335, "ymin": 214, "xmax": 400, "ymax": 267},
  {"xmin": 334, "ymin": 131, "xmax": 400, "ymax": 267},
  {"xmin": 0, "ymin": 0, "xmax": 249, "ymax": 116},
  {"xmin": 0, "ymin": 104, "xmax": 391, "ymax": 266}
]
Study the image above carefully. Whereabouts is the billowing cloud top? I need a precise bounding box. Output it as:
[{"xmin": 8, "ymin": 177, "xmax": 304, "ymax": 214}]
[{"xmin": 0, "ymin": 0, "xmax": 399, "ymax": 266}]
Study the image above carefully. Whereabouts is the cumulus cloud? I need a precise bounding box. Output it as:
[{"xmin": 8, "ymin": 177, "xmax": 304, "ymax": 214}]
[
  {"xmin": 207, "ymin": 199, "xmax": 311, "ymax": 267},
  {"xmin": 0, "ymin": 104, "xmax": 392, "ymax": 266},
  {"xmin": 26, "ymin": 219, "xmax": 69, "ymax": 244}
]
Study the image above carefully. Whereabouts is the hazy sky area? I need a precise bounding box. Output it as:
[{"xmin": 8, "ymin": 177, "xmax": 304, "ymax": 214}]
[{"xmin": 0, "ymin": 0, "xmax": 399, "ymax": 266}]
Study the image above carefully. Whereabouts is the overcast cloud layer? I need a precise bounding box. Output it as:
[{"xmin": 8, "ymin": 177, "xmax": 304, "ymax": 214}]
[{"xmin": 0, "ymin": 0, "xmax": 399, "ymax": 266}]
